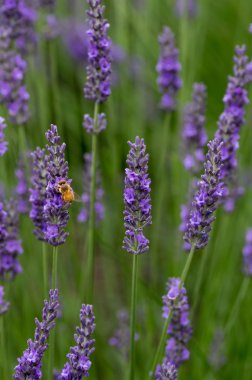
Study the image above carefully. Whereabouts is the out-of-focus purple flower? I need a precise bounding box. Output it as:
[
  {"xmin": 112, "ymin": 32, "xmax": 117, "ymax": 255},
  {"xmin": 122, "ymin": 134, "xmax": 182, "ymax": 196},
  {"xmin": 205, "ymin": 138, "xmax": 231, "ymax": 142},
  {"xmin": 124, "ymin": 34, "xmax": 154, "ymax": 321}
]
[
  {"xmin": 84, "ymin": 0, "xmax": 112, "ymax": 103},
  {"xmin": 123, "ymin": 137, "xmax": 152, "ymax": 255},
  {"xmin": 156, "ymin": 26, "xmax": 181, "ymax": 111},
  {"xmin": 184, "ymin": 139, "xmax": 224, "ymax": 250},
  {"xmin": 182, "ymin": 83, "xmax": 207, "ymax": 173},
  {"xmin": 215, "ymin": 45, "xmax": 252, "ymax": 212},
  {"xmin": 162, "ymin": 278, "xmax": 192, "ymax": 368},
  {"xmin": 78, "ymin": 153, "xmax": 104, "ymax": 224},
  {"xmin": 44, "ymin": 124, "xmax": 71, "ymax": 246},
  {"xmin": 0, "ymin": 116, "xmax": 8, "ymax": 155},
  {"xmin": 0, "ymin": 26, "xmax": 30, "ymax": 124},
  {"xmin": 155, "ymin": 360, "xmax": 178, "ymax": 380},
  {"xmin": 54, "ymin": 304, "xmax": 96, "ymax": 380},
  {"xmin": 39, "ymin": 0, "xmax": 56, "ymax": 11},
  {"xmin": 0, "ymin": 199, "xmax": 23, "ymax": 281},
  {"xmin": 249, "ymin": 24, "xmax": 252, "ymax": 34},
  {"xmin": 83, "ymin": 112, "xmax": 107, "ymax": 134},
  {"xmin": 0, "ymin": 285, "xmax": 9, "ymax": 315},
  {"xmin": 175, "ymin": 0, "xmax": 197, "ymax": 18},
  {"xmin": 15, "ymin": 155, "xmax": 29, "ymax": 214},
  {"xmin": 208, "ymin": 328, "xmax": 226, "ymax": 371},
  {"xmin": 29, "ymin": 147, "xmax": 48, "ymax": 241},
  {"xmin": 242, "ymin": 228, "xmax": 252, "ymax": 276},
  {"xmin": 43, "ymin": 14, "xmax": 59, "ymax": 40},
  {"xmin": 14, "ymin": 289, "xmax": 59, "ymax": 380}
]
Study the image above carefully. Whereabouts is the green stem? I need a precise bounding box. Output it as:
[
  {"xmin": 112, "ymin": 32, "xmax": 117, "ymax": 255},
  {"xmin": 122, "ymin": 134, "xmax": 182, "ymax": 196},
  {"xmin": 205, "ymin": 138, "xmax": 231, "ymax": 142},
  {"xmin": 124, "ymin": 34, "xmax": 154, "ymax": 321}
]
[
  {"xmin": 224, "ymin": 276, "xmax": 250, "ymax": 333},
  {"xmin": 48, "ymin": 246, "xmax": 58, "ymax": 378},
  {"xmin": 42, "ymin": 242, "xmax": 48, "ymax": 299},
  {"xmin": 86, "ymin": 101, "xmax": 100, "ymax": 302},
  {"xmin": 129, "ymin": 254, "xmax": 138, "ymax": 380},
  {"xmin": 0, "ymin": 317, "xmax": 7, "ymax": 379},
  {"xmin": 150, "ymin": 244, "xmax": 195, "ymax": 377}
]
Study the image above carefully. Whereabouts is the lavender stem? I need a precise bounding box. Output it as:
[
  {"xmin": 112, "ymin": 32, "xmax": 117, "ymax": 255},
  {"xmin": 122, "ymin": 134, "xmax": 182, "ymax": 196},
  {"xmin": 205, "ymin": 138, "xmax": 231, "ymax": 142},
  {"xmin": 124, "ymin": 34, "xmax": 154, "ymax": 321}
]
[
  {"xmin": 42, "ymin": 242, "xmax": 48, "ymax": 298},
  {"xmin": 0, "ymin": 317, "xmax": 7, "ymax": 379},
  {"xmin": 129, "ymin": 254, "xmax": 138, "ymax": 380},
  {"xmin": 48, "ymin": 247, "xmax": 58, "ymax": 377},
  {"xmin": 150, "ymin": 244, "xmax": 195, "ymax": 377},
  {"xmin": 87, "ymin": 101, "xmax": 100, "ymax": 302}
]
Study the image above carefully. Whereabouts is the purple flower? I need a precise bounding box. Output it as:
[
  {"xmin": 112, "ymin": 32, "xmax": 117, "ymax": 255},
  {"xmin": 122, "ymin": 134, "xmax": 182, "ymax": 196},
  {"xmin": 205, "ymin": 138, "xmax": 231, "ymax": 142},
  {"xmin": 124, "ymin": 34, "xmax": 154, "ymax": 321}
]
[
  {"xmin": 83, "ymin": 112, "xmax": 107, "ymax": 134},
  {"xmin": 175, "ymin": 0, "xmax": 197, "ymax": 18},
  {"xmin": 14, "ymin": 289, "xmax": 60, "ymax": 380},
  {"xmin": 156, "ymin": 26, "xmax": 181, "ymax": 111},
  {"xmin": 15, "ymin": 155, "xmax": 29, "ymax": 214},
  {"xmin": 215, "ymin": 45, "xmax": 252, "ymax": 212},
  {"xmin": 44, "ymin": 125, "xmax": 71, "ymax": 246},
  {"xmin": 242, "ymin": 228, "xmax": 252, "ymax": 276},
  {"xmin": 162, "ymin": 278, "xmax": 192, "ymax": 368},
  {"xmin": 0, "ymin": 285, "xmax": 9, "ymax": 315},
  {"xmin": 123, "ymin": 137, "xmax": 152, "ymax": 255},
  {"xmin": 78, "ymin": 153, "xmax": 104, "ymax": 224},
  {"xmin": 208, "ymin": 328, "xmax": 226, "ymax": 371},
  {"xmin": 184, "ymin": 138, "xmax": 224, "ymax": 250},
  {"xmin": 155, "ymin": 360, "xmax": 178, "ymax": 380},
  {"xmin": 0, "ymin": 116, "xmax": 8, "ymax": 155},
  {"xmin": 182, "ymin": 83, "xmax": 207, "ymax": 173},
  {"xmin": 0, "ymin": 199, "xmax": 23, "ymax": 281},
  {"xmin": 54, "ymin": 304, "xmax": 96, "ymax": 380},
  {"xmin": 29, "ymin": 147, "xmax": 48, "ymax": 241},
  {"xmin": 84, "ymin": 0, "xmax": 112, "ymax": 103}
]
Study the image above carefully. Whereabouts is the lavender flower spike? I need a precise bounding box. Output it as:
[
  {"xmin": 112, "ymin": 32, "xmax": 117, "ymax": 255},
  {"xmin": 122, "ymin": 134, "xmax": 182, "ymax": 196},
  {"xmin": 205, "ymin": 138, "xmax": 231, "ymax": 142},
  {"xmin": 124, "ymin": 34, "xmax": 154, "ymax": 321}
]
[
  {"xmin": 184, "ymin": 138, "xmax": 224, "ymax": 250},
  {"xmin": 0, "ymin": 116, "xmax": 8, "ymax": 155},
  {"xmin": 156, "ymin": 26, "xmax": 181, "ymax": 111},
  {"xmin": 162, "ymin": 278, "xmax": 192, "ymax": 368},
  {"xmin": 14, "ymin": 289, "xmax": 59, "ymax": 380},
  {"xmin": 54, "ymin": 304, "xmax": 96, "ymax": 380},
  {"xmin": 44, "ymin": 125, "xmax": 71, "ymax": 246},
  {"xmin": 78, "ymin": 153, "xmax": 104, "ymax": 224},
  {"xmin": 155, "ymin": 360, "xmax": 178, "ymax": 380},
  {"xmin": 29, "ymin": 147, "xmax": 48, "ymax": 241},
  {"xmin": 0, "ymin": 285, "xmax": 10, "ymax": 315},
  {"xmin": 182, "ymin": 83, "xmax": 207, "ymax": 173},
  {"xmin": 123, "ymin": 137, "xmax": 152, "ymax": 255},
  {"xmin": 242, "ymin": 229, "xmax": 252, "ymax": 276},
  {"xmin": 84, "ymin": 0, "xmax": 112, "ymax": 103}
]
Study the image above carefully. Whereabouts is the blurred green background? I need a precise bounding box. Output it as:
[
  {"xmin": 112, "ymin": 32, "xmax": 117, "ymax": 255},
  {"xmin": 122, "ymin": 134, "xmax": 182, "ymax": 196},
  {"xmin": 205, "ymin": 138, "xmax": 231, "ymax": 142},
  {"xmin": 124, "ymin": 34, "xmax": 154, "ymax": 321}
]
[{"xmin": 1, "ymin": 0, "xmax": 252, "ymax": 379}]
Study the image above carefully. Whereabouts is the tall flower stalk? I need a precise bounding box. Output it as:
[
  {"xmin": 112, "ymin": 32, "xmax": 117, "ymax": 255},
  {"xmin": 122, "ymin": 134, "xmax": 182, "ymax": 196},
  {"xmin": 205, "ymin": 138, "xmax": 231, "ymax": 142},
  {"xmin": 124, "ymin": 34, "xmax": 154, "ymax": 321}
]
[
  {"xmin": 83, "ymin": 0, "xmax": 111, "ymax": 301},
  {"xmin": 123, "ymin": 137, "xmax": 152, "ymax": 380}
]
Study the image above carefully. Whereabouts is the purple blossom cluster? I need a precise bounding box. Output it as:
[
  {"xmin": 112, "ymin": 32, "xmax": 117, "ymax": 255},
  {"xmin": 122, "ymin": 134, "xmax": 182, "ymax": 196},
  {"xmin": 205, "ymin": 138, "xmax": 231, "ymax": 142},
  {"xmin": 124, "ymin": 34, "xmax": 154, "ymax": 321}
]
[
  {"xmin": 0, "ymin": 285, "xmax": 9, "ymax": 315},
  {"xmin": 14, "ymin": 289, "xmax": 59, "ymax": 380},
  {"xmin": 78, "ymin": 153, "xmax": 104, "ymax": 224},
  {"xmin": 215, "ymin": 45, "xmax": 252, "ymax": 212},
  {"xmin": 123, "ymin": 137, "xmax": 152, "ymax": 255},
  {"xmin": 29, "ymin": 147, "xmax": 48, "ymax": 241},
  {"xmin": 55, "ymin": 304, "xmax": 96, "ymax": 380},
  {"xmin": 155, "ymin": 360, "xmax": 178, "ymax": 380},
  {"xmin": 156, "ymin": 26, "xmax": 181, "ymax": 111},
  {"xmin": 182, "ymin": 83, "xmax": 207, "ymax": 173},
  {"xmin": 162, "ymin": 278, "xmax": 192, "ymax": 368},
  {"xmin": 0, "ymin": 199, "xmax": 23, "ymax": 281},
  {"xmin": 44, "ymin": 124, "xmax": 71, "ymax": 246},
  {"xmin": 242, "ymin": 229, "xmax": 252, "ymax": 276},
  {"xmin": 84, "ymin": 0, "xmax": 112, "ymax": 103},
  {"xmin": 83, "ymin": 112, "xmax": 107, "ymax": 134},
  {"xmin": 0, "ymin": 116, "xmax": 8, "ymax": 155},
  {"xmin": 15, "ymin": 155, "xmax": 29, "ymax": 214},
  {"xmin": 184, "ymin": 139, "xmax": 224, "ymax": 250}
]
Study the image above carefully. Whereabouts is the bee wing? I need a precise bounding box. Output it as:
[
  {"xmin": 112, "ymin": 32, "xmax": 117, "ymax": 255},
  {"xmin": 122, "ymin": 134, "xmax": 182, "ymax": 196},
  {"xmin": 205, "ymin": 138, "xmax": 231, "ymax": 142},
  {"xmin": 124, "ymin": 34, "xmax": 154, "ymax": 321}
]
[{"xmin": 73, "ymin": 192, "xmax": 82, "ymax": 202}]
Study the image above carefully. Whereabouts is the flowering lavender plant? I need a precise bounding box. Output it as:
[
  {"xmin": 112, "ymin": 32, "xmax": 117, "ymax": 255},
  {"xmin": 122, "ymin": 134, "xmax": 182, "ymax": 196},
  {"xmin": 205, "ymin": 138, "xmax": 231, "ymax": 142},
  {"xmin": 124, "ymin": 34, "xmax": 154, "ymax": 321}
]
[
  {"xmin": 156, "ymin": 26, "xmax": 181, "ymax": 111},
  {"xmin": 242, "ymin": 229, "xmax": 252, "ymax": 276},
  {"xmin": 0, "ymin": 116, "xmax": 8, "ymax": 155},
  {"xmin": 83, "ymin": 112, "xmax": 107, "ymax": 134},
  {"xmin": 14, "ymin": 289, "xmax": 59, "ymax": 380},
  {"xmin": 0, "ymin": 285, "xmax": 9, "ymax": 315},
  {"xmin": 44, "ymin": 124, "xmax": 71, "ymax": 246},
  {"xmin": 55, "ymin": 304, "xmax": 96, "ymax": 380},
  {"xmin": 215, "ymin": 45, "xmax": 252, "ymax": 212},
  {"xmin": 29, "ymin": 147, "xmax": 48, "ymax": 241},
  {"xmin": 84, "ymin": 0, "xmax": 111, "ymax": 103},
  {"xmin": 78, "ymin": 153, "xmax": 104, "ymax": 224},
  {"xmin": 182, "ymin": 83, "xmax": 207, "ymax": 173},
  {"xmin": 162, "ymin": 278, "xmax": 192, "ymax": 368},
  {"xmin": 123, "ymin": 137, "xmax": 152, "ymax": 255},
  {"xmin": 184, "ymin": 138, "xmax": 224, "ymax": 250},
  {"xmin": 155, "ymin": 360, "xmax": 178, "ymax": 380}
]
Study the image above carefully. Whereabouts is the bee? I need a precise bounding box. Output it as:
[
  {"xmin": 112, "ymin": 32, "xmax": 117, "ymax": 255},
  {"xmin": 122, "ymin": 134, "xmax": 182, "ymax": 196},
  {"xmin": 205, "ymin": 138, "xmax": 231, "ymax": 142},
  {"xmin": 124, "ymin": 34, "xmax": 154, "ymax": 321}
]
[{"xmin": 55, "ymin": 179, "xmax": 76, "ymax": 203}]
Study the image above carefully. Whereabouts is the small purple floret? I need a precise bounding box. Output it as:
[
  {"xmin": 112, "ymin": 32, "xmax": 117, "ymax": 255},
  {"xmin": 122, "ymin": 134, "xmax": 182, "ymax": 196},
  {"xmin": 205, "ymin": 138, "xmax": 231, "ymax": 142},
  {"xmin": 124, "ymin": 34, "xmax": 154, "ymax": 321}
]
[
  {"xmin": 242, "ymin": 229, "xmax": 252, "ymax": 276},
  {"xmin": 0, "ymin": 285, "xmax": 10, "ymax": 315}
]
